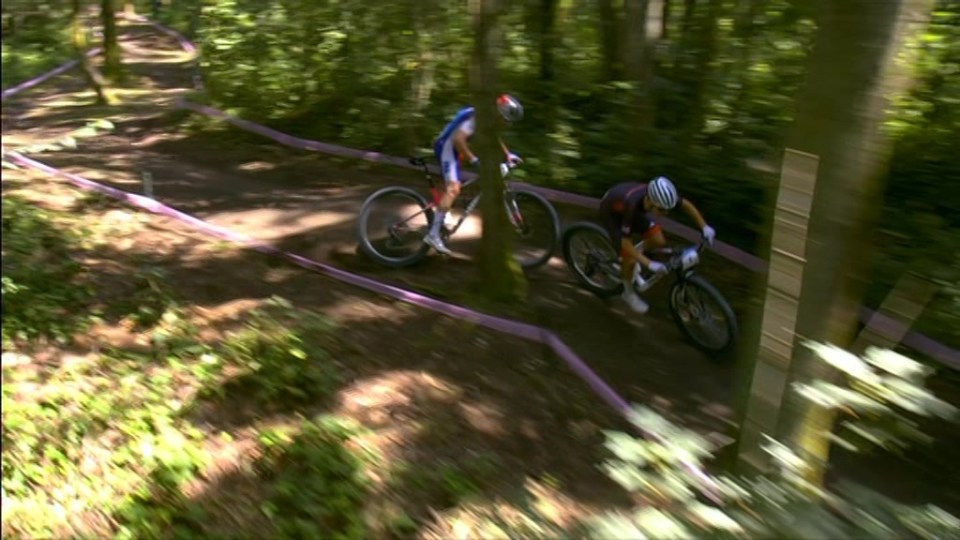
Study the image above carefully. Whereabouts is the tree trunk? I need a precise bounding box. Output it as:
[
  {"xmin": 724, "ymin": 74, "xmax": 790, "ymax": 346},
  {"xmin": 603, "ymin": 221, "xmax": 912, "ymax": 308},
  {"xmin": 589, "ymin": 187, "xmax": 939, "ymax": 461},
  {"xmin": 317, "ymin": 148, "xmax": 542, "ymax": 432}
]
[
  {"xmin": 598, "ymin": 0, "xmax": 623, "ymax": 81},
  {"xmin": 404, "ymin": 0, "xmax": 437, "ymax": 151},
  {"xmin": 633, "ymin": 0, "xmax": 665, "ymax": 131},
  {"xmin": 538, "ymin": 0, "xmax": 558, "ymax": 85},
  {"xmin": 661, "ymin": 0, "xmax": 670, "ymax": 40},
  {"xmin": 621, "ymin": 0, "xmax": 663, "ymax": 154},
  {"xmin": 101, "ymin": 0, "xmax": 122, "ymax": 81},
  {"xmin": 471, "ymin": 0, "xmax": 525, "ymax": 302},
  {"xmin": 681, "ymin": 0, "xmax": 720, "ymax": 144},
  {"xmin": 775, "ymin": 0, "xmax": 934, "ymax": 487},
  {"xmin": 623, "ymin": 0, "xmax": 645, "ymax": 84},
  {"xmin": 729, "ymin": 0, "xmax": 761, "ymax": 122},
  {"xmin": 72, "ymin": 0, "xmax": 115, "ymax": 105}
]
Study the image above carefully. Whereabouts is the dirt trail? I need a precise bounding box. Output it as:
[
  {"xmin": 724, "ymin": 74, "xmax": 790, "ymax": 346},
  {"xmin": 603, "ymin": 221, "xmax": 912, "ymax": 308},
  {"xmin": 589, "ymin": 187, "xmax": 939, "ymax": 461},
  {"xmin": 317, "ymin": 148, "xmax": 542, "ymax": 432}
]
[{"xmin": 4, "ymin": 19, "xmax": 958, "ymax": 514}]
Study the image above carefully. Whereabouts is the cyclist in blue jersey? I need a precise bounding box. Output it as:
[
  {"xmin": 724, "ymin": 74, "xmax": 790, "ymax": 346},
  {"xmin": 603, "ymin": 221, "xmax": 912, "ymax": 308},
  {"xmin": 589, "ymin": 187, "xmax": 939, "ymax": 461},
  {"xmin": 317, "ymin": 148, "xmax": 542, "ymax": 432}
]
[
  {"xmin": 423, "ymin": 94, "xmax": 525, "ymax": 255},
  {"xmin": 599, "ymin": 176, "xmax": 716, "ymax": 314}
]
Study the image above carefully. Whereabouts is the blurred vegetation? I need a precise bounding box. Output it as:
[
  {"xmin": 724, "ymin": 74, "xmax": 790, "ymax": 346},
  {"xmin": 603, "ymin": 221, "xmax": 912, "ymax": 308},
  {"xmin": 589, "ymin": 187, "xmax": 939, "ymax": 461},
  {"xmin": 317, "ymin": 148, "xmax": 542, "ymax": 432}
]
[
  {"xmin": 1, "ymin": 195, "xmax": 94, "ymax": 347},
  {"xmin": 1, "ymin": 1, "xmax": 75, "ymax": 87},
  {"xmin": 588, "ymin": 343, "xmax": 958, "ymax": 539}
]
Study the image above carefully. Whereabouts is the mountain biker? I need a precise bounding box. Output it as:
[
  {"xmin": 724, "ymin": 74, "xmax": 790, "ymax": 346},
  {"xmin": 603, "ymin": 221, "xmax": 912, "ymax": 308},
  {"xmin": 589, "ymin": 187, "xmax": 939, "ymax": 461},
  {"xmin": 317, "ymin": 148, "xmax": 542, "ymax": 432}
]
[
  {"xmin": 423, "ymin": 94, "xmax": 525, "ymax": 255},
  {"xmin": 598, "ymin": 176, "xmax": 716, "ymax": 314}
]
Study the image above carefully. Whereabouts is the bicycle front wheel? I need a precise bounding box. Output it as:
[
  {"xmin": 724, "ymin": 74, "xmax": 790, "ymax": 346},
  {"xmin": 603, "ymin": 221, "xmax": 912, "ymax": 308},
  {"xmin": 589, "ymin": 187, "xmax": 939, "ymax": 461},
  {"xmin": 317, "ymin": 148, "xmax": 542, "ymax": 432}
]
[
  {"xmin": 505, "ymin": 189, "xmax": 560, "ymax": 271},
  {"xmin": 357, "ymin": 186, "xmax": 434, "ymax": 268},
  {"xmin": 560, "ymin": 221, "xmax": 623, "ymax": 297},
  {"xmin": 668, "ymin": 274, "xmax": 738, "ymax": 357}
]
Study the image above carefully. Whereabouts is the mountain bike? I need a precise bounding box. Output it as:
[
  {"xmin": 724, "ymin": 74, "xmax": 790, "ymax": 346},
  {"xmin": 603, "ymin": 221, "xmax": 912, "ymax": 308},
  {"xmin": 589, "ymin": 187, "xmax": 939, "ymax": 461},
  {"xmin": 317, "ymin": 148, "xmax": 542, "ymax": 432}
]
[
  {"xmin": 561, "ymin": 221, "xmax": 738, "ymax": 356},
  {"xmin": 357, "ymin": 157, "xmax": 560, "ymax": 270}
]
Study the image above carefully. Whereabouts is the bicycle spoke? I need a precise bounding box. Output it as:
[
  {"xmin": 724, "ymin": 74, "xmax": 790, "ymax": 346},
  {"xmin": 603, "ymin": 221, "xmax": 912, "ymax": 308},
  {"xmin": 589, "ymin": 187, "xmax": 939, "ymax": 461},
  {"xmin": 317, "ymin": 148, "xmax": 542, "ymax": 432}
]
[
  {"xmin": 507, "ymin": 192, "xmax": 557, "ymax": 269},
  {"xmin": 360, "ymin": 189, "xmax": 431, "ymax": 264}
]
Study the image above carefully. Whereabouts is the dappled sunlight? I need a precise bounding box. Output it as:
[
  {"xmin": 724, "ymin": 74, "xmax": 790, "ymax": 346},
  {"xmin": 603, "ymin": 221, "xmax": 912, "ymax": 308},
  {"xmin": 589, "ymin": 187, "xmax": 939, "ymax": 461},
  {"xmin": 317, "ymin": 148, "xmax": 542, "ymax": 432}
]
[
  {"xmin": 337, "ymin": 370, "xmax": 464, "ymax": 424},
  {"xmin": 109, "ymin": 87, "xmax": 189, "ymax": 98},
  {"xmin": 131, "ymin": 131, "xmax": 191, "ymax": 147},
  {"xmin": 447, "ymin": 212, "xmax": 484, "ymax": 242},
  {"xmin": 119, "ymin": 41, "xmax": 196, "ymax": 63},
  {"xmin": 237, "ymin": 160, "xmax": 277, "ymax": 172},
  {"xmin": 60, "ymin": 166, "xmax": 140, "ymax": 187},
  {"xmin": 335, "ymin": 370, "xmax": 466, "ymax": 487},
  {"xmin": 421, "ymin": 478, "xmax": 600, "ymax": 539},
  {"xmin": 319, "ymin": 295, "xmax": 418, "ymax": 325},
  {"xmin": 205, "ymin": 207, "xmax": 353, "ymax": 241},
  {"xmin": 193, "ymin": 298, "xmax": 268, "ymax": 321},
  {"xmin": 458, "ymin": 400, "xmax": 507, "ymax": 437}
]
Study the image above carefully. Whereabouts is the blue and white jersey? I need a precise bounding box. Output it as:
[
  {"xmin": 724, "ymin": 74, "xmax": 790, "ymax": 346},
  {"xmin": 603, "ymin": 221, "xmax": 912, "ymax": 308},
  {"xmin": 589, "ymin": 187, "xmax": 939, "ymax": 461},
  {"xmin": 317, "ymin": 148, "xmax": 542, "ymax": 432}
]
[
  {"xmin": 433, "ymin": 106, "xmax": 476, "ymax": 183},
  {"xmin": 434, "ymin": 106, "xmax": 476, "ymax": 157}
]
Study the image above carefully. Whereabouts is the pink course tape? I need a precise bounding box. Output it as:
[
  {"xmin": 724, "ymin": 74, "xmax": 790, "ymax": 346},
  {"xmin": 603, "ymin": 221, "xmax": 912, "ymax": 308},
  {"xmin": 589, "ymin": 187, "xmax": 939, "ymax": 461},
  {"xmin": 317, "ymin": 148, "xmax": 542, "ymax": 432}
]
[
  {"xmin": 3, "ymin": 152, "xmax": 726, "ymax": 501},
  {"xmin": 176, "ymin": 99, "xmax": 958, "ymax": 370},
  {"xmin": 1, "ymin": 49, "xmax": 101, "ymax": 102},
  {"xmin": 4, "ymin": 150, "xmax": 636, "ymax": 422}
]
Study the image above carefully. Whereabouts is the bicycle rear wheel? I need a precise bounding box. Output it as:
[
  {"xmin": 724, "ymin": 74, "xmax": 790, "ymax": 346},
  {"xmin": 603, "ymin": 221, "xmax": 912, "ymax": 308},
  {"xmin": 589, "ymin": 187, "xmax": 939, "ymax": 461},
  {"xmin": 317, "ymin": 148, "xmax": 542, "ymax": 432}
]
[
  {"xmin": 561, "ymin": 222, "xmax": 623, "ymax": 297},
  {"xmin": 506, "ymin": 189, "xmax": 560, "ymax": 270},
  {"xmin": 668, "ymin": 274, "xmax": 738, "ymax": 356},
  {"xmin": 357, "ymin": 186, "xmax": 434, "ymax": 267}
]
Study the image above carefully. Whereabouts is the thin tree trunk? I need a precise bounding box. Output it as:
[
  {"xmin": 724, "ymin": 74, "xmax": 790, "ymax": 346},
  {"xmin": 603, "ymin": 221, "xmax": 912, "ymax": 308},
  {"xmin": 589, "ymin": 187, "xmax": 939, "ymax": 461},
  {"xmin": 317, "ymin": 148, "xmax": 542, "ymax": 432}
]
[
  {"xmin": 405, "ymin": 0, "xmax": 436, "ymax": 151},
  {"xmin": 640, "ymin": 0, "xmax": 665, "ymax": 130},
  {"xmin": 471, "ymin": 0, "xmax": 525, "ymax": 302},
  {"xmin": 101, "ymin": 0, "xmax": 122, "ymax": 81},
  {"xmin": 539, "ymin": 0, "xmax": 558, "ymax": 85},
  {"xmin": 681, "ymin": 0, "xmax": 721, "ymax": 144},
  {"xmin": 661, "ymin": 0, "xmax": 670, "ymax": 40},
  {"xmin": 598, "ymin": 0, "xmax": 623, "ymax": 81},
  {"xmin": 623, "ymin": 0, "xmax": 645, "ymax": 84},
  {"xmin": 730, "ymin": 0, "xmax": 761, "ymax": 124},
  {"xmin": 775, "ymin": 0, "xmax": 934, "ymax": 487},
  {"xmin": 73, "ymin": 0, "xmax": 115, "ymax": 105}
]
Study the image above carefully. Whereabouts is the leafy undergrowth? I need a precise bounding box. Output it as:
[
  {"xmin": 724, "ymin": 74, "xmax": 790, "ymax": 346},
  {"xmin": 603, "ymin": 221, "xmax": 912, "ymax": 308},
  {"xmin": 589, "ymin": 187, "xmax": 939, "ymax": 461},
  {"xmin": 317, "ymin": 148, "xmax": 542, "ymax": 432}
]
[{"xmin": 1, "ymin": 172, "xmax": 620, "ymax": 538}]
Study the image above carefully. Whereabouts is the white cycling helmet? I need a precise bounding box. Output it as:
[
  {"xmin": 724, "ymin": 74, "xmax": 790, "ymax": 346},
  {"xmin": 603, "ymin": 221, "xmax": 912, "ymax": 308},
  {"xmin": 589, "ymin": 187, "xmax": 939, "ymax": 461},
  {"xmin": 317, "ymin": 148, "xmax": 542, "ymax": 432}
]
[
  {"xmin": 497, "ymin": 93, "xmax": 523, "ymax": 122},
  {"xmin": 648, "ymin": 176, "xmax": 679, "ymax": 210}
]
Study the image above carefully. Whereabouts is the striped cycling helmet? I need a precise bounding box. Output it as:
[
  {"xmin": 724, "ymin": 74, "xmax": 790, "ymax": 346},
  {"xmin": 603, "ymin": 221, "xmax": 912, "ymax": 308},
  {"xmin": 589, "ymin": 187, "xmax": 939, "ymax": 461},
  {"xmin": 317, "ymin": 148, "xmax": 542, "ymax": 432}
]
[
  {"xmin": 648, "ymin": 176, "xmax": 679, "ymax": 210},
  {"xmin": 497, "ymin": 94, "xmax": 524, "ymax": 122}
]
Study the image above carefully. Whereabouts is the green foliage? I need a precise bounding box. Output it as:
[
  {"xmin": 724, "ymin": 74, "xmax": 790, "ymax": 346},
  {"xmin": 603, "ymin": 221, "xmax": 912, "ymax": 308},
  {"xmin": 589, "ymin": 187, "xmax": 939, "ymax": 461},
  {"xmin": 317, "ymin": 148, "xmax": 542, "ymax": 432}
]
[
  {"xmin": 106, "ymin": 266, "xmax": 180, "ymax": 330},
  {"xmin": 164, "ymin": 0, "xmax": 959, "ymax": 343},
  {"xmin": 389, "ymin": 454, "xmax": 501, "ymax": 509},
  {"xmin": 872, "ymin": 2, "xmax": 960, "ymax": 347},
  {"xmin": 215, "ymin": 296, "xmax": 339, "ymax": 407},
  {"xmin": 1, "ymin": 2, "xmax": 74, "ymax": 87},
  {"xmin": 1, "ymin": 195, "xmax": 94, "ymax": 348},
  {"xmin": 587, "ymin": 344, "xmax": 959, "ymax": 539},
  {"xmin": 255, "ymin": 416, "xmax": 372, "ymax": 539},
  {"xmin": 1, "ymin": 317, "xmax": 211, "ymax": 538}
]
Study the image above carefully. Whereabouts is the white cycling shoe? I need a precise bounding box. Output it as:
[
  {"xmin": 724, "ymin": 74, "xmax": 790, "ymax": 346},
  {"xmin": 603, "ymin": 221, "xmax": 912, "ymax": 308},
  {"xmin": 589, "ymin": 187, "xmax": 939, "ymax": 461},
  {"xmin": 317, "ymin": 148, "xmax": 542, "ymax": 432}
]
[
  {"xmin": 424, "ymin": 233, "xmax": 453, "ymax": 255},
  {"xmin": 622, "ymin": 288, "xmax": 650, "ymax": 314}
]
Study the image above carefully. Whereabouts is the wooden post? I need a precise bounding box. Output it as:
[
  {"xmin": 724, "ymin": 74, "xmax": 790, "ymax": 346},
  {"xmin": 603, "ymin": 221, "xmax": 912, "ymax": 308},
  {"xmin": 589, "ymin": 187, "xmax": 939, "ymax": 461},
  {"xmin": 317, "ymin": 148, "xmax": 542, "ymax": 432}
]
[{"xmin": 735, "ymin": 148, "xmax": 819, "ymax": 473}]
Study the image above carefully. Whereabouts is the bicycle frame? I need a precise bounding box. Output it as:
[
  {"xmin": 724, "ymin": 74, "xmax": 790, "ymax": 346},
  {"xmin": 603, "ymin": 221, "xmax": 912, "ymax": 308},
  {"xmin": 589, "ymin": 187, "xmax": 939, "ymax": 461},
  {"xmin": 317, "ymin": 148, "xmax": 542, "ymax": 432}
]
[
  {"xmin": 605, "ymin": 239, "xmax": 708, "ymax": 293},
  {"xmin": 406, "ymin": 156, "xmax": 522, "ymax": 238}
]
